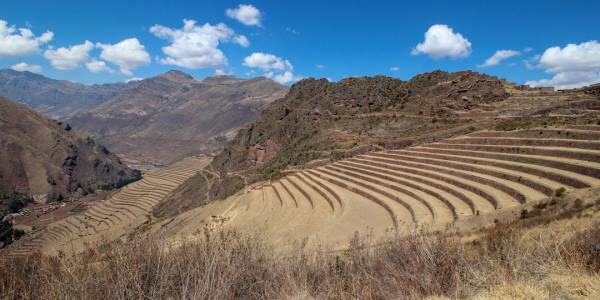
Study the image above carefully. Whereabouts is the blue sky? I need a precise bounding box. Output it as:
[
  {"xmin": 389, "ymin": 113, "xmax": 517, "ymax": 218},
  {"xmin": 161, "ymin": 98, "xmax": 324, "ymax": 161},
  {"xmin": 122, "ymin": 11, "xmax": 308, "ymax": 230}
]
[{"xmin": 1, "ymin": 0, "xmax": 599, "ymax": 88}]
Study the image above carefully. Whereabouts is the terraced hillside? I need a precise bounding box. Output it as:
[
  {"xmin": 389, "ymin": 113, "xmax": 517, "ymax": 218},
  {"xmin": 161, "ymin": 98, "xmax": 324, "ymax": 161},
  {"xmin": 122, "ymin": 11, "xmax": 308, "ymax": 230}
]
[
  {"xmin": 154, "ymin": 126, "xmax": 600, "ymax": 249},
  {"xmin": 161, "ymin": 71, "xmax": 600, "ymax": 217},
  {"xmin": 5, "ymin": 157, "xmax": 209, "ymax": 257}
]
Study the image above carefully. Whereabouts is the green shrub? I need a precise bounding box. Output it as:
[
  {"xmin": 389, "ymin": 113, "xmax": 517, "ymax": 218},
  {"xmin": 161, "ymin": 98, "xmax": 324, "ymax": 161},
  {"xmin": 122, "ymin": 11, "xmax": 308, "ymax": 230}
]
[
  {"xmin": 1, "ymin": 192, "xmax": 33, "ymax": 213},
  {"xmin": 99, "ymin": 170, "xmax": 143, "ymax": 191}
]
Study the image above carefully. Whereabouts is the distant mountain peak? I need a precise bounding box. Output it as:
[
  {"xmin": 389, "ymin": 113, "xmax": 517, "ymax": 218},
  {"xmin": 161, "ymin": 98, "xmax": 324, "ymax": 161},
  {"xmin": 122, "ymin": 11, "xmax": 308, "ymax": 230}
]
[
  {"xmin": 1, "ymin": 68, "xmax": 45, "ymax": 80},
  {"xmin": 159, "ymin": 70, "xmax": 195, "ymax": 81}
]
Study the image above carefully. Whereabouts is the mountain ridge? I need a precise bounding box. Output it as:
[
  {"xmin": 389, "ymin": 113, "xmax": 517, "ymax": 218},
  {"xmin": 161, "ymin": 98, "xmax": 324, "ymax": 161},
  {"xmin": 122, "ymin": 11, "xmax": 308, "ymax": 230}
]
[
  {"xmin": 0, "ymin": 69, "xmax": 140, "ymax": 119},
  {"xmin": 68, "ymin": 71, "xmax": 289, "ymax": 166}
]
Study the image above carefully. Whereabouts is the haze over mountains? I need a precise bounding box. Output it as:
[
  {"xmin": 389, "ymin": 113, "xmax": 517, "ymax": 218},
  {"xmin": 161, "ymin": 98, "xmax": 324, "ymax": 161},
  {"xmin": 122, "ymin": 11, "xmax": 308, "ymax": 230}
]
[
  {"xmin": 69, "ymin": 71, "xmax": 288, "ymax": 166},
  {"xmin": 0, "ymin": 69, "xmax": 138, "ymax": 119}
]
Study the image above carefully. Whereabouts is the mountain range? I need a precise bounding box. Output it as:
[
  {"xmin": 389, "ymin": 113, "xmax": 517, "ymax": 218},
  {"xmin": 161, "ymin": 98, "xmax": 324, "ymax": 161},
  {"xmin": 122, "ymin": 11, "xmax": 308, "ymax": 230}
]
[
  {"xmin": 68, "ymin": 71, "xmax": 288, "ymax": 166},
  {"xmin": 0, "ymin": 69, "xmax": 138, "ymax": 119},
  {"xmin": 0, "ymin": 69, "xmax": 288, "ymax": 167}
]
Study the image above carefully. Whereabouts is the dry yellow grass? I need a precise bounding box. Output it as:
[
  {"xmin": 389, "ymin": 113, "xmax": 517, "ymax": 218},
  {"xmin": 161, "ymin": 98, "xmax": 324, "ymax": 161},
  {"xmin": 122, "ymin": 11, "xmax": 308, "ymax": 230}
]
[
  {"xmin": 471, "ymin": 272, "xmax": 600, "ymax": 300},
  {"xmin": 2, "ymin": 201, "xmax": 600, "ymax": 299}
]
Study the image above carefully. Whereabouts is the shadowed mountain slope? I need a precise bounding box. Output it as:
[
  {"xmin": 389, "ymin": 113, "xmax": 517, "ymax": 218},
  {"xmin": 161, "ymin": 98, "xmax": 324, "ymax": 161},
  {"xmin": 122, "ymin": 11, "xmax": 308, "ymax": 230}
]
[{"xmin": 0, "ymin": 96, "xmax": 137, "ymax": 204}]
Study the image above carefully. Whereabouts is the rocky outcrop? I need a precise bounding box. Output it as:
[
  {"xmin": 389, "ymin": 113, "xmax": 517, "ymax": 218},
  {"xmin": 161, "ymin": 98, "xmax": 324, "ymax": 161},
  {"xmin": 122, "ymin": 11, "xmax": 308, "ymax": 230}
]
[
  {"xmin": 582, "ymin": 83, "xmax": 600, "ymax": 97},
  {"xmin": 248, "ymin": 139, "xmax": 279, "ymax": 166}
]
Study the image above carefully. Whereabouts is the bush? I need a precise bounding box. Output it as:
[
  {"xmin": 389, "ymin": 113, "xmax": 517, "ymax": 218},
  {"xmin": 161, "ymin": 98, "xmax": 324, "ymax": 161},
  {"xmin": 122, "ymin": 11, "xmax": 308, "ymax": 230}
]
[
  {"xmin": 534, "ymin": 202, "xmax": 548, "ymax": 210},
  {"xmin": 573, "ymin": 198, "xmax": 584, "ymax": 209},
  {"xmin": 99, "ymin": 170, "xmax": 143, "ymax": 191},
  {"xmin": 1, "ymin": 192, "xmax": 32, "ymax": 213},
  {"xmin": 564, "ymin": 225, "xmax": 600, "ymax": 271},
  {"xmin": 213, "ymin": 135, "xmax": 227, "ymax": 143},
  {"xmin": 555, "ymin": 187, "xmax": 566, "ymax": 197}
]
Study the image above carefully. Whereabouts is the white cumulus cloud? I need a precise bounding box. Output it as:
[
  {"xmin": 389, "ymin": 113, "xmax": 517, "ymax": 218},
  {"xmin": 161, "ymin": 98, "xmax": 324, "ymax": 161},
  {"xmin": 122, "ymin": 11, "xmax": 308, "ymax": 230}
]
[
  {"xmin": 11, "ymin": 62, "xmax": 42, "ymax": 74},
  {"xmin": 478, "ymin": 49, "xmax": 520, "ymax": 67},
  {"xmin": 226, "ymin": 4, "xmax": 262, "ymax": 27},
  {"xmin": 526, "ymin": 40, "xmax": 600, "ymax": 89},
  {"xmin": 150, "ymin": 19, "xmax": 247, "ymax": 69},
  {"xmin": 412, "ymin": 24, "xmax": 472, "ymax": 59},
  {"xmin": 0, "ymin": 20, "xmax": 53, "ymax": 57},
  {"xmin": 215, "ymin": 69, "xmax": 232, "ymax": 76},
  {"xmin": 43, "ymin": 40, "xmax": 94, "ymax": 70},
  {"xmin": 270, "ymin": 71, "xmax": 301, "ymax": 85},
  {"xmin": 243, "ymin": 52, "xmax": 292, "ymax": 71},
  {"xmin": 243, "ymin": 52, "xmax": 301, "ymax": 84},
  {"xmin": 389, "ymin": 66, "xmax": 400, "ymax": 71},
  {"xmin": 86, "ymin": 58, "xmax": 114, "ymax": 73},
  {"xmin": 97, "ymin": 38, "xmax": 150, "ymax": 76},
  {"xmin": 234, "ymin": 35, "xmax": 250, "ymax": 47},
  {"xmin": 125, "ymin": 77, "xmax": 143, "ymax": 83}
]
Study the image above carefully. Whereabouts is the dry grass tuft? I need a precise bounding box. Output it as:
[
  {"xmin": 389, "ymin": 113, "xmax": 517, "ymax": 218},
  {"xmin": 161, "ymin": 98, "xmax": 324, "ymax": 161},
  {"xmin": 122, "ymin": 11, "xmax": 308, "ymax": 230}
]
[{"xmin": 1, "ymin": 222, "xmax": 600, "ymax": 299}]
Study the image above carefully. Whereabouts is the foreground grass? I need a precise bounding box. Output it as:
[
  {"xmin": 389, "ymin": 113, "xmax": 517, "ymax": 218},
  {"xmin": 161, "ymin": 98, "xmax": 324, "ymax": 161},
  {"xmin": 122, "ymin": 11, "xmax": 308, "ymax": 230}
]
[{"xmin": 1, "ymin": 214, "xmax": 600, "ymax": 299}]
